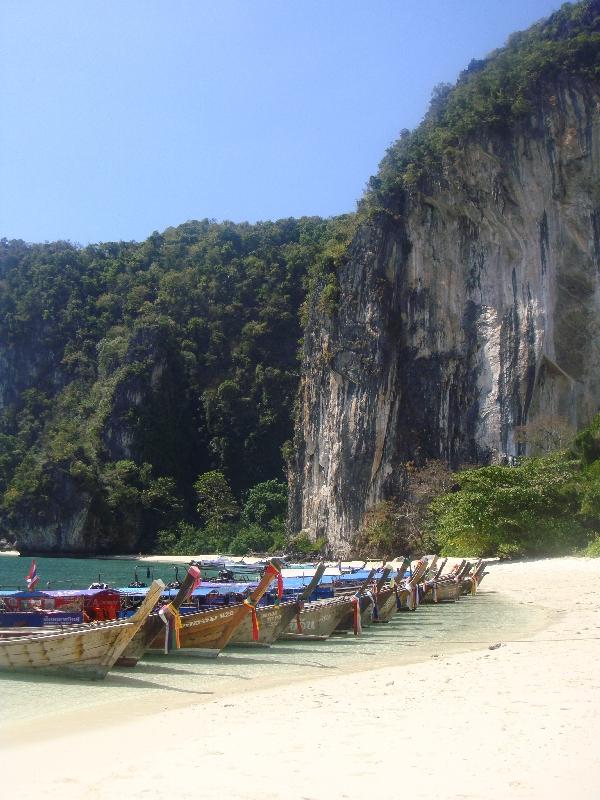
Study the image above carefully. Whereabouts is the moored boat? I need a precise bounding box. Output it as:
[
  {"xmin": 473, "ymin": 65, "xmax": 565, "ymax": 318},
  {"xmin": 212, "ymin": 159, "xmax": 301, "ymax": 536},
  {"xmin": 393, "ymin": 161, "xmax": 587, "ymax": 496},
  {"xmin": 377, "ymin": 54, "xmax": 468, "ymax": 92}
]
[
  {"xmin": 394, "ymin": 558, "xmax": 429, "ymax": 610},
  {"xmin": 460, "ymin": 559, "xmax": 486, "ymax": 594},
  {"xmin": 228, "ymin": 562, "xmax": 327, "ymax": 646},
  {"xmin": 117, "ymin": 565, "xmax": 201, "ymax": 666},
  {"xmin": 146, "ymin": 560, "xmax": 283, "ymax": 657},
  {"xmin": 371, "ymin": 559, "xmax": 410, "ymax": 622},
  {"xmin": 281, "ymin": 568, "xmax": 377, "ymax": 640},
  {"xmin": 0, "ymin": 580, "xmax": 165, "ymax": 680}
]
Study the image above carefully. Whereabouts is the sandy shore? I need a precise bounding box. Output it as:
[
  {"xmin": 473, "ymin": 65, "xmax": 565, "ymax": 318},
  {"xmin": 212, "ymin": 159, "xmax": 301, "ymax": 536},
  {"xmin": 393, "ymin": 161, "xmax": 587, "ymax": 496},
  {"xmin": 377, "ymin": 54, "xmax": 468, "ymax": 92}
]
[{"xmin": 2, "ymin": 557, "xmax": 599, "ymax": 799}]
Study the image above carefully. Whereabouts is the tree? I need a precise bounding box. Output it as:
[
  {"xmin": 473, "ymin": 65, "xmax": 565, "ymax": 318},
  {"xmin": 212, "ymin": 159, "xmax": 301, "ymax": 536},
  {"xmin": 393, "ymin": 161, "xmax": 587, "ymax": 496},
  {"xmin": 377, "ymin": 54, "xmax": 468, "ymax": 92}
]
[
  {"xmin": 194, "ymin": 470, "xmax": 239, "ymax": 530},
  {"xmin": 427, "ymin": 455, "xmax": 585, "ymax": 558},
  {"xmin": 241, "ymin": 479, "xmax": 287, "ymax": 527}
]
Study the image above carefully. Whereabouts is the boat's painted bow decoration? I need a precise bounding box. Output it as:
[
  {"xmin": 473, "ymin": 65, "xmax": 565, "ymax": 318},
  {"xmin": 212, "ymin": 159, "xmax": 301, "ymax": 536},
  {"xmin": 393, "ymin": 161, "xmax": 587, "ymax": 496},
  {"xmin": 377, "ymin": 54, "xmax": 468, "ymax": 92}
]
[
  {"xmin": 159, "ymin": 603, "xmax": 182, "ymax": 653},
  {"xmin": 264, "ymin": 563, "xmax": 284, "ymax": 604},
  {"xmin": 186, "ymin": 565, "xmax": 202, "ymax": 599},
  {"xmin": 294, "ymin": 600, "xmax": 304, "ymax": 633}
]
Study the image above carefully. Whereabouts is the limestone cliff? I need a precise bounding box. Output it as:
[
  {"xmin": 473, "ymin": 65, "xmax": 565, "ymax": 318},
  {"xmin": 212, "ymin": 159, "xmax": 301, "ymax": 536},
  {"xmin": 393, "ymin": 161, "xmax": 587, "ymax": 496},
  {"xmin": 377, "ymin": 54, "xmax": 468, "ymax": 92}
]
[{"xmin": 290, "ymin": 74, "xmax": 600, "ymax": 555}]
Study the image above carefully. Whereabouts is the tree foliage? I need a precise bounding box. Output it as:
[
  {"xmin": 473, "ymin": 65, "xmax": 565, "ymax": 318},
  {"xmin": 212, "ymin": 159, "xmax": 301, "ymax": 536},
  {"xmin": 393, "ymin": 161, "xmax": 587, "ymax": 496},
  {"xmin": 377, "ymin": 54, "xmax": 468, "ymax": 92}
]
[
  {"xmin": 427, "ymin": 415, "xmax": 600, "ymax": 557},
  {"xmin": 364, "ymin": 0, "xmax": 600, "ymax": 213},
  {"xmin": 0, "ymin": 218, "xmax": 340, "ymax": 550}
]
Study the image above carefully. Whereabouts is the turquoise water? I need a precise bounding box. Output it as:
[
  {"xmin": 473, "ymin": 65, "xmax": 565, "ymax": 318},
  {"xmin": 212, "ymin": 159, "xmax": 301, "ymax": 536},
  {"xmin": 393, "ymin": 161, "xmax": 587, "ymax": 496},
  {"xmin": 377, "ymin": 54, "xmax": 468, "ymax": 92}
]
[
  {"xmin": 0, "ymin": 585, "xmax": 552, "ymax": 743},
  {"xmin": 0, "ymin": 554, "xmax": 186, "ymax": 591}
]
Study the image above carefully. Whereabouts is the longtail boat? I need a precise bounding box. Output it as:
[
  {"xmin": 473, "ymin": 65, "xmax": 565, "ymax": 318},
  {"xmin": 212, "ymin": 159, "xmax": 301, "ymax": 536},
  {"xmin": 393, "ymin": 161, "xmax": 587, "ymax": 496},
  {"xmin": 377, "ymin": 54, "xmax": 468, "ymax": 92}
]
[
  {"xmin": 333, "ymin": 568, "xmax": 381, "ymax": 634},
  {"xmin": 422, "ymin": 575, "xmax": 460, "ymax": 603},
  {"xmin": 281, "ymin": 568, "xmax": 377, "ymax": 640},
  {"xmin": 460, "ymin": 559, "xmax": 486, "ymax": 594},
  {"xmin": 228, "ymin": 562, "xmax": 327, "ymax": 646},
  {"xmin": 336, "ymin": 563, "xmax": 402, "ymax": 629},
  {"xmin": 394, "ymin": 558, "xmax": 429, "ymax": 610},
  {"xmin": 361, "ymin": 564, "xmax": 396, "ymax": 623},
  {"xmin": 147, "ymin": 560, "xmax": 282, "ymax": 657},
  {"xmin": 117, "ymin": 564, "xmax": 201, "ymax": 666},
  {"xmin": 372, "ymin": 559, "xmax": 410, "ymax": 622},
  {"xmin": 0, "ymin": 580, "xmax": 164, "ymax": 679},
  {"xmin": 421, "ymin": 557, "xmax": 461, "ymax": 603}
]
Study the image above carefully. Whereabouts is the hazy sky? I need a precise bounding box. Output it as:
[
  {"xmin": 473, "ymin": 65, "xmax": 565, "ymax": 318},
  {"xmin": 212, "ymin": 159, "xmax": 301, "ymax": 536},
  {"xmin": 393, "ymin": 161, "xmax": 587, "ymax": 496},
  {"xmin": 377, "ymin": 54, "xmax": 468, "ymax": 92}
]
[{"xmin": 1, "ymin": 0, "xmax": 565, "ymax": 244}]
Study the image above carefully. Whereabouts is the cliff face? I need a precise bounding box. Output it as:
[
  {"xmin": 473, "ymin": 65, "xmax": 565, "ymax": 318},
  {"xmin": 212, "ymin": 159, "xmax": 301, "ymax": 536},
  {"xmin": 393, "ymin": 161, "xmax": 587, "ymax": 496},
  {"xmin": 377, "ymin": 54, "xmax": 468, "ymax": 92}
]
[{"xmin": 290, "ymin": 77, "xmax": 600, "ymax": 556}]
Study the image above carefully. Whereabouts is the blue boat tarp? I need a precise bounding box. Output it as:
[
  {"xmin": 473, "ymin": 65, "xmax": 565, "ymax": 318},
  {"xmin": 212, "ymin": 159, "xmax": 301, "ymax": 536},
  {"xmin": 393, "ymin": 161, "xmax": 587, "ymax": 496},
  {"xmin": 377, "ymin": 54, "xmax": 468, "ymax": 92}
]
[{"xmin": 117, "ymin": 582, "xmax": 256, "ymax": 598}]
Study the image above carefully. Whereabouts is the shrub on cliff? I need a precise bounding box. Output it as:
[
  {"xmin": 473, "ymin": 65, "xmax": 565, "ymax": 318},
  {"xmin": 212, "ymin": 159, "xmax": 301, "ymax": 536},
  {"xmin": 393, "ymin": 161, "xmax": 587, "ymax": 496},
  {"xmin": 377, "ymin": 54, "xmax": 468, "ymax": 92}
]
[{"xmin": 427, "ymin": 414, "xmax": 600, "ymax": 558}]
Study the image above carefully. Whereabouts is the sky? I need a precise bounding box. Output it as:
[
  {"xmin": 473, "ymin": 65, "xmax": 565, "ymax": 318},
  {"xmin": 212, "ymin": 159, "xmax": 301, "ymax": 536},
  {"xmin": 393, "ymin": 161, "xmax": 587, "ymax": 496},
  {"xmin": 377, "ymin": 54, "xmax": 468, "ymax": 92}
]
[{"xmin": 1, "ymin": 0, "xmax": 567, "ymax": 245}]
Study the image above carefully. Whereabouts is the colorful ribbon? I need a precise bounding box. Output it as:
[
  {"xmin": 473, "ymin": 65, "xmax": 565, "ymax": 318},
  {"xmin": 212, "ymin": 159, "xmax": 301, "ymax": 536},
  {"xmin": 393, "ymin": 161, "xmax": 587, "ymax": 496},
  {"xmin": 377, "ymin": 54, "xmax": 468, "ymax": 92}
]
[
  {"xmin": 408, "ymin": 584, "xmax": 419, "ymax": 611},
  {"xmin": 243, "ymin": 598, "xmax": 260, "ymax": 641},
  {"xmin": 351, "ymin": 595, "xmax": 362, "ymax": 636},
  {"xmin": 158, "ymin": 603, "xmax": 182, "ymax": 653},
  {"xmin": 264, "ymin": 563, "xmax": 283, "ymax": 603},
  {"xmin": 368, "ymin": 587, "xmax": 379, "ymax": 621},
  {"xmin": 394, "ymin": 585, "xmax": 402, "ymax": 610}
]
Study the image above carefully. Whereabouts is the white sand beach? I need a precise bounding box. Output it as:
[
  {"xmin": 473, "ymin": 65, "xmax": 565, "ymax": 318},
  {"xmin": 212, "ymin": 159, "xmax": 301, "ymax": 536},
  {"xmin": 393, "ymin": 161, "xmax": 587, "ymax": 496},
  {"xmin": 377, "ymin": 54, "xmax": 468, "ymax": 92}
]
[{"xmin": 2, "ymin": 557, "xmax": 599, "ymax": 799}]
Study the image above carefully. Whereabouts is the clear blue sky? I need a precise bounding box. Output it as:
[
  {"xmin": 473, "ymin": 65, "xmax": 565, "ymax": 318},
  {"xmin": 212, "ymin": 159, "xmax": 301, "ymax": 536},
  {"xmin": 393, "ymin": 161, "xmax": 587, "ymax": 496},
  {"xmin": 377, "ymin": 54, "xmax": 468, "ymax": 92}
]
[{"xmin": 1, "ymin": 0, "xmax": 565, "ymax": 244}]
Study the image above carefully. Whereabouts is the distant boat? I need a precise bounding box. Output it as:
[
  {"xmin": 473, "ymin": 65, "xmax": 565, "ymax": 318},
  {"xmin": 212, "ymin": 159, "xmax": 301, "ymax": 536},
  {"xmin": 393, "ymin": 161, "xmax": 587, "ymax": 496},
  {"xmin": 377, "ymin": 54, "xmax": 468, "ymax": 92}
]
[{"xmin": 0, "ymin": 580, "xmax": 164, "ymax": 680}]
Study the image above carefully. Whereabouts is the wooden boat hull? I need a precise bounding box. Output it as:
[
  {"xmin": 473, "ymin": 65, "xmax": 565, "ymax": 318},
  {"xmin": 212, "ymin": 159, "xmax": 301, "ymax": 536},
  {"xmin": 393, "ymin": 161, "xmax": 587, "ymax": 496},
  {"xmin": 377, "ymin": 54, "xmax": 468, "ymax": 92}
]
[
  {"xmin": 280, "ymin": 597, "xmax": 353, "ymax": 640},
  {"xmin": 0, "ymin": 581, "xmax": 164, "ymax": 679},
  {"xmin": 140, "ymin": 558, "xmax": 283, "ymax": 659},
  {"xmin": 370, "ymin": 589, "xmax": 398, "ymax": 622},
  {"xmin": 147, "ymin": 604, "xmax": 247, "ymax": 657},
  {"xmin": 335, "ymin": 594, "xmax": 375, "ymax": 631},
  {"xmin": 228, "ymin": 601, "xmax": 298, "ymax": 646},
  {"xmin": 422, "ymin": 580, "xmax": 460, "ymax": 603}
]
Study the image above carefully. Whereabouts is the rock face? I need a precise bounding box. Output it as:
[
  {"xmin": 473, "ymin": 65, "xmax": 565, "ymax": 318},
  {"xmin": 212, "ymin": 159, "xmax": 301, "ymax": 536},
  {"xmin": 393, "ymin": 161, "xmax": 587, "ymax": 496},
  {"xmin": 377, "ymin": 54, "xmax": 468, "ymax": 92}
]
[{"xmin": 290, "ymin": 76, "xmax": 600, "ymax": 556}]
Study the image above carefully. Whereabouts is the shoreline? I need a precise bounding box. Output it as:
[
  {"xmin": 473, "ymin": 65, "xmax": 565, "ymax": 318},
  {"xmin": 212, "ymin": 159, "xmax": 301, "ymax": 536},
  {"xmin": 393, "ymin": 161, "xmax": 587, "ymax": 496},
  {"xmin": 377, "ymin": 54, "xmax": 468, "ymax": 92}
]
[{"xmin": 1, "ymin": 557, "xmax": 599, "ymax": 798}]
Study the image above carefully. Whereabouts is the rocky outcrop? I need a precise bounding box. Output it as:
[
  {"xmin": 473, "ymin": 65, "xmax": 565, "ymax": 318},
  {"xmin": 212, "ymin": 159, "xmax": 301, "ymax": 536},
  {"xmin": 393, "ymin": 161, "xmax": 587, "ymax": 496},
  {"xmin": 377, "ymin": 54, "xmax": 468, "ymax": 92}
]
[{"xmin": 290, "ymin": 76, "xmax": 600, "ymax": 556}]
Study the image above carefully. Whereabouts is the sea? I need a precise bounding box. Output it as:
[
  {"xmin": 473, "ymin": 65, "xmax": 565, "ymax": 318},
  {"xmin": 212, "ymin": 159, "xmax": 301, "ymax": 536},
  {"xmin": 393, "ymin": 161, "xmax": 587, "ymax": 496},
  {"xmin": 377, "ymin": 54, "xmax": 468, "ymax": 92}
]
[
  {"xmin": 0, "ymin": 553, "xmax": 186, "ymax": 592},
  {"xmin": 0, "ymin": 553, "xmax": 552, "ymax": 741}
]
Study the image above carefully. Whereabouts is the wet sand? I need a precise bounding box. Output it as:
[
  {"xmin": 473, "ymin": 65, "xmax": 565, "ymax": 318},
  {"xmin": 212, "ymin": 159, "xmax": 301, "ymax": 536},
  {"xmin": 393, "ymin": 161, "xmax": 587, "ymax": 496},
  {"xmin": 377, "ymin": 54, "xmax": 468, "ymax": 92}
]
[{"xmin": 1, "ymin": 557, "xmax": 599, "ymax": 799}]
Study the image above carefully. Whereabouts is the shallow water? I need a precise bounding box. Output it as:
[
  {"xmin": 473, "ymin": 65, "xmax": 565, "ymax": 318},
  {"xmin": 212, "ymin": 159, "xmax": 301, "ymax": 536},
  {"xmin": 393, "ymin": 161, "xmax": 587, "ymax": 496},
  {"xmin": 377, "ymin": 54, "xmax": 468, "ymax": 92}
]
[
  {"xmin": 0, "ymin": 589, "xmax": 552, "ymax": 742},
  {"xmin": 0, "ymin": 554, "xmax": 183, "ymax": 591}
]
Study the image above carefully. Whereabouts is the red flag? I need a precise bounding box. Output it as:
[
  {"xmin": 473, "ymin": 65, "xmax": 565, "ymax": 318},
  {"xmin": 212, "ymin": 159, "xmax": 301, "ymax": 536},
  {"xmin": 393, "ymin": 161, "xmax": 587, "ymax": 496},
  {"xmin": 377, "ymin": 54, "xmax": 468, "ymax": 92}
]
[{"xmin": 26, "ymin": 559, "xmax": 38, "ymax": 590}]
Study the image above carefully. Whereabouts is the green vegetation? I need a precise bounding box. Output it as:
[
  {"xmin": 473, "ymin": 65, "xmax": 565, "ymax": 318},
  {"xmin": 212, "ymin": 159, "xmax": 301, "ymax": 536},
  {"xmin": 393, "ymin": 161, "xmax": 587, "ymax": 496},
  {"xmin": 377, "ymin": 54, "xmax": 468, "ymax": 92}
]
[
  {"xmin": 585, "ymin": 535, "xmax": 600, "ymax": 556},
  {"xmin": 154, "ymin": 474, "xmax": 290, "ymax": 556},
  {"xmin": 364, "ymin": 1, "xmax": 600, "ymax": 212},
  {"xmin": 0, "ymin": 219, "xmax": 341, "ymax": 551},
  {"xmin": 356, "ymin": 460, "xmax": 454, "ymax": 558},
  {"xmin": 1, "ymin": 1, "xmax": 599, "ymax": 556},
  {"xmin": 427, "ymin": 414, "xmax": 600, "ymax": 558}
]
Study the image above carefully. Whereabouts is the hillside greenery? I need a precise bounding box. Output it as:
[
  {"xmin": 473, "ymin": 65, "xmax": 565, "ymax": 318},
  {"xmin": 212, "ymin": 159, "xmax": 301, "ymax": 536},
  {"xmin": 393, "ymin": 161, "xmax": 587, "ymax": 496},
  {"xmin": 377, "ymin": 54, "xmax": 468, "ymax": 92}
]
[
  {"xmin": 364, "ymin": 0, "xmax": 600, "ymax": 213},
  {"xmin": 0, "ymin": 218, "xmax": 340, "ymax": 550},
  {"xmin": 1, "ymin": 1, "xmax": 600, "ymax": 555},
  {"xmin": 427, "ymin": 414, "xmax": 600, "ymax": 558}
]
